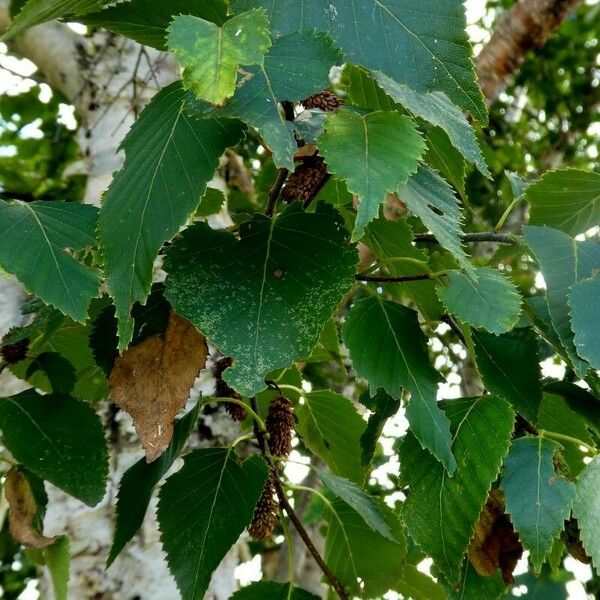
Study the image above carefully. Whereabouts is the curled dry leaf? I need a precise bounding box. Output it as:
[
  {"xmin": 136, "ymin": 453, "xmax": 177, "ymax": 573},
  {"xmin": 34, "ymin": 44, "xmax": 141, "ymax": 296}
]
[
  {"xmin": 109, "ymin": 312, "xmax": 208, "ymax": 462},
  {"xmin": 5, "ymin": 468, "xmax": 56, "ymax": 549},
  {"xmin": 468, "ymin": 489, "xmax": 523, "ymax": 584}
]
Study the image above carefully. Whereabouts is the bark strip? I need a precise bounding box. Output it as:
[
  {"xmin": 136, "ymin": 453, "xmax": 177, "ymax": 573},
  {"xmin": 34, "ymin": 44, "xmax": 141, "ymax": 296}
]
[{"xmin": 476, "ymin": 0, "xmax": 582, "ymax": 102}]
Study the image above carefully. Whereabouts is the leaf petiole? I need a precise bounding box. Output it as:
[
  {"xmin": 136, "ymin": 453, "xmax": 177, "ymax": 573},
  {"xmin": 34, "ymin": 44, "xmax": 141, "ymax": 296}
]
[
  {"xmin": 205, "ymin": 396, "xmax": 266, "ymax": 431},
  {"xmin": 540, "ymin": 430, "xmax": 598, "ymax": 455}
]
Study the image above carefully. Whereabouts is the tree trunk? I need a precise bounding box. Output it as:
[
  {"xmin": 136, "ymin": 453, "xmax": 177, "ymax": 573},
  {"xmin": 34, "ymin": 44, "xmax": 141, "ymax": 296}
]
[{"xmin": 476, "ymin": 0, "xmax": 582, "ymax": 103}]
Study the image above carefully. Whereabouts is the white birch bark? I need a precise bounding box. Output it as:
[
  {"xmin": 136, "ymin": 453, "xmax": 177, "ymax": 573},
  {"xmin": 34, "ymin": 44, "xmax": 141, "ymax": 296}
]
[{"xmin": 0, "ymin": 8, "xmax": 241, "ymax": 598}]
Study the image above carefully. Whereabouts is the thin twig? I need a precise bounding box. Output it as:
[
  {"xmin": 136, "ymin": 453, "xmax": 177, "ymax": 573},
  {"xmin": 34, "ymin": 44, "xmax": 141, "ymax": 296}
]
[
  {"xmin": 265, "ymin": 101, "xmax": 297, "ymax": 217},
  {"xmin": 441, "ymin": 315, "xmax": 467, "ymax": 345},
  {"xmin": 281, "ymin": 100, "xmax": 295, "ymax": 122},
  {"xmin": 265, "ymin": 168, "xmax": 289, "ymax": 217},
  {"xmin": 355, "ymin": 272, "xmax": 447, "ymax": 283},
  {"xmin": 414, "ymin": 232, "xmax": 514, "ymax": 244},
  {"xmin": 250, "ymin": 398, "xmax": 349, "ymax": 600}
]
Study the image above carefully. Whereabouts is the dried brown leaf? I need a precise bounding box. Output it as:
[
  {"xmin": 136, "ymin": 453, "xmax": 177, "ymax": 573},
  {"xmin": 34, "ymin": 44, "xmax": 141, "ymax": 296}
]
[
  {"xmin": 5, "ymin": 468, "xmax": 56, "ymax": 549},
  {"xmin": 468, "ymin": 489, "xmax": 523, "ymax": 584},
  {"xmin": 109, "ymin": 312, "xmax": 208, "ymax": 462}
]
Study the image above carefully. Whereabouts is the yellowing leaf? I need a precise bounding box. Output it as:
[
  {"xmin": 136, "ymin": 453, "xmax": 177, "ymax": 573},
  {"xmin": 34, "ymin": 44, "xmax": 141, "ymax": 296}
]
[
  {"xmin": 5, "ymin": 468, "xmax": 56, "ymax": 550},
  {"xmin": 168, "ymin": 10, "xmax": 271, "ymax": 105},
  {"xmin": 109, "ymin": 312, "xmax": 207, "ymax": 462}
]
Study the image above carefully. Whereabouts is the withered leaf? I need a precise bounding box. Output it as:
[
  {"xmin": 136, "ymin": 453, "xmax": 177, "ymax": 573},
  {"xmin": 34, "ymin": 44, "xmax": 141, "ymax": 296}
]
[
  {"xmin": 5, "ymin": 468, "xmax": 56, "ymax": 549},
  {"xmin": 109, "ymin": 312, "xmax": 207, "ymax": 462},
  {"xmin": 468, "ymin": 489, "xmax": 523, "ymax": 584}
]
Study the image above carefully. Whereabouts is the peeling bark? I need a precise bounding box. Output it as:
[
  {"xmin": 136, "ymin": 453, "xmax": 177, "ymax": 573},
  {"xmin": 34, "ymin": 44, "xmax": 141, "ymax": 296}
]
[{"xmin": 476, "ymin": 0, "xmax": 582, "ymax": 103}]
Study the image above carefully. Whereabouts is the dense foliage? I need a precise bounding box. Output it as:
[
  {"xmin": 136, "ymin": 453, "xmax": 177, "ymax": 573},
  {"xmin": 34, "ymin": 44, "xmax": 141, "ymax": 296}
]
[{"xmin": 0, "ymin": 1, "xmax": 599, "ymax": 599}]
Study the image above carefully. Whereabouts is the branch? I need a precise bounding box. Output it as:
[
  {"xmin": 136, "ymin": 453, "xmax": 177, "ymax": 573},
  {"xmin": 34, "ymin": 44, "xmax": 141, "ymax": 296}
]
[
  {"xmin": 249, "ymin": 398, "xmax": 349, "ymax": 600},
  {"xmin": 476, "ymin": 0, "xmax": 582, "ymax": 103},
  {"xmin": 441, "ymin": 315, "xmax": 467, "ymax": 345},
  {"xmin": 265, "ymin": 100, "xmax": 297, "ymax": 217},
  {"xmin": 355, "ymin": 272, "xmax": 446, "ymax": 283},
  {"xmin": 414, "ymin": 232, "xmax": 514, "ymax": 244},
  {"xmin": 265, "ymin": 168, "xmax": 289, "ymax": 217}
]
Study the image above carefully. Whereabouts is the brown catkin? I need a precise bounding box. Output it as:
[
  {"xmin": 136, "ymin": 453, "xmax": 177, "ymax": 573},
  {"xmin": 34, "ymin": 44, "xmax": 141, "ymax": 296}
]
[
  {"xmin": 224, "ymin": 401, "xmax": 248, "ymax": 422},
  {"xmin": 302, "ymin": 91, "xmax": 343, "ymax": 112},
  {"xmin": 282, "ymin": 156, "xmax": 329, "ymax": 205},
  {"xmin": 266, "ymin": 395, "xmax": 295, "ymax": 458},
  {"xmin": 0, "ymin": 333, "xmax": 29, "ymax": 365},
  {"xmin": 248, "ymin": 468, "xmax": 279, "ymax": 540},
  {"xmin": 213, "ymin": 357, "xmax": 247, "ymax": 421}
]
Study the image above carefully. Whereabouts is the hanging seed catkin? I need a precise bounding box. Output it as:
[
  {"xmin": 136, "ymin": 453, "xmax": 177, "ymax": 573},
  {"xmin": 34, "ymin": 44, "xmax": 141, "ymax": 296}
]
[
  {"xmin": 0, "ymin": 332, "xmax": 29, "ymax": 365},
  {"xmin": 266, "ymin": 395, "xmax": 295, "ymax": 458},
  {"xmin": 282, "ymin": 156, "xmax": 329, "ymax": 205},
  {"xmin": 213, "ymin": 357, "xmax": 247, "ymax": 421},
  {"xmin": 302, "ymin": 90, "xmax": 343, "ymax": 112},
  {"xmin": 248, "ymin": 468, "xmax": 279, "ymax": 540}
]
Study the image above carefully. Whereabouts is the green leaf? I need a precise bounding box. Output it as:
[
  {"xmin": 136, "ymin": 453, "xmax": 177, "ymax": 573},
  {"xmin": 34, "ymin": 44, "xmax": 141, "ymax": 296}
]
[
  {"xmin": 316, "ymin": 468, "xmax": 396, "ymax": 541},
  {"xmin": 230, "ymin": 581, "xmax": 320, "ymax": 600},
  {"xmin": 164, "ymin": 203, "xmax": 357, "ymax": 397},
  {"xmin": 301, "ymin": 318, "xmax": 340, "ymax": 363},
  {"xmin": 524, "ymin": 296, "xmax": 564, "ymax": 358},
  {"xmin": 216, "ymin": 31, "xmax": 343, "ymax": 170},
  {"xmin": 168, "ymin": 11, "xmax": 271, "ymax": 105},
  {"xmin": 0, "ymin": 390, "xmax": 108, "ymax": 506},
  {"xmin": 373, "ymin": 71, "xmax": 490, "ymax": 177},
  {"xmin": 362, "ymin": 217, "xmax": 444, "ymax": 320},
  {"xmin": 98, "ymin": 82, "xmax": 244, "ymax": 349},
  {"xmin": 107, "ymin": 404, "xmax": 199, "ymax": 566},
  {"xmin": 523, "ymin": 225, "xmax": 600, "ymax": 376},
  {"xmin": 296, "ymin": 390, "xmax": 365, "ymax": 484},
  {"xmin": 543, "ymin": 381, "xmax": 600, "ymax": 440},
  {"xmin": 526, "ymin": 169, "xmax": 600, "ymax": 237},
  {"xmin": 394, "ymin": 564, "xmax": 447, "ymax": 600},
  {"xmin": 324, "ymin": 498, "xmax": 406, "ymax": 596},
  {"xmin": 448, "ymin": 563, "xmax": 506, "ymax": 600},
  {"xmin": 11, "ymin": 316, "xmax": 107, "ymax": 402},
  {"xmin": 569, "ymin": 272, "xmax": 600, "ymax": 369},
  {"xmin": 44, "ymin": 537, "xmax": 70, "ymax": 600},
  {"xmin": 80, "ymin": 0, "xmax": 228, "ymax": 50},
  {"xmin": 317, "ymin": 109, "xmax": 425, "ymax": 240},
  {"xmin": 0, "ymin": 200, "xmax": 100, "ymax": 322},
  {"xmin": 340, "ymin": 65, "xmax": 398, "ymax": 112},
  {"xmin": 2, "ymin": 0, "xmax": 125, "ymax": 40},
  {"xmin": 344, "ymin": 296, "xmax": 455, "ymax": 473},
  {"xmin": 572, "ymin": 456, "xmax": 600, "ymax": 574},
  {"xmin": 424, "ymin": 126, "xmax": 467, "ymax": 199},
  {"xmin": 398, "ymin": 166, "xmax": 474, "ymax": 275},
  {"xmin": 158, "ymin": 449, "xmax": 269, "ymax": 600},
  {"xmin": 538, "ymin": 393, "xmax": 595, "ymax": 476},
  {"xmin": 360, "ymin": 389, "xmax": 400, "ymax": 466},
  {"xmin": 439, "ymin": 267, "xmax": 521, "ymax": 334},
  {"xmin": 400, "ymin": 396, "xmax": 515, "ymax": 583},
  {"xmin": 472, "ymin": 328, "xmax": 542, "ymax": 422},
  {"xmin": 196, "ymin": 187, "xmax": 226, "ymax": 218},
  {"xmin": 501, "ymin": 437, "xmax": 576, "ymax": 570},
  {"xmin": 231, "ymin": 0, "xmax": 487, "ymax": 123},
  {"xmin": 25, "ymin": 352, "xmax": 76, "ymax": 394}
]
